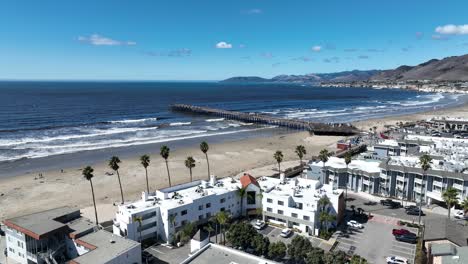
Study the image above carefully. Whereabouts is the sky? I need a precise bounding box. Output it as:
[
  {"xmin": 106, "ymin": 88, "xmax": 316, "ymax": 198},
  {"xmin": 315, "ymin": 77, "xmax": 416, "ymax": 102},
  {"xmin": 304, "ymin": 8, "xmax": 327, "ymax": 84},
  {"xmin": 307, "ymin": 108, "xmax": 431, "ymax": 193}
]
[{"xmin": 1, "ymin": 0, "xmax": 468, "ymax": 81}]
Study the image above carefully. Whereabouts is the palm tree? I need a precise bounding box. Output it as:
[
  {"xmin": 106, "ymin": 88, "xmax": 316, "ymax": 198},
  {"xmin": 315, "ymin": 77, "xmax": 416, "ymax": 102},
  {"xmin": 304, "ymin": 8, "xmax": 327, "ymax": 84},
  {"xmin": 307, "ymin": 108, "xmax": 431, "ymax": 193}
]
[
  {"xmin": 200, "ymin": 141, "xmax": 210, "ymax": 180},
  {"xmin": 160, "ymin": 146, "xmax": 172, "ymax": 187},
  {"xmin": 443, "ymin": 187, "xmax": 459, "ymax": 218},
  {"xmin": 216, "ymin": 211, "xmax": 228, "ymax": 245},
  {"xmin": 318, "ymin": 196, "xmax": 331, "ymax": 211},
  {"xmin": 461, "ymin": 197, "xmax": 468, "ymax": 214},
  {"xmin": 185, "ymin": 156, "xmax": 196, "ymax": 182},
  {"xmin": 204, "ymin": 224, "xmax": 214, "ymax": 243},
  {"xmin": 133, "ymin": 216, "xmax": 143, "ymax": 242},
  {"xmin": 344, "ymin": 152, "xmax": 352, "ymax": 204},
  {"xmin": 109, "ymin": 156, "xmax": 124, "ymax": 204},
  {"xmin": 273, "ymin": 151, "xmax": 284, "ymax": 175},
  {"xmin": 236, "ymin": 187, "xmax": 247, "ymax": 217},
  {"xmin": 169, "ymin": 214, "xmax": 177, "ymax": 229},
  {"xmin": 418, "ymin": 154, "xmax": 432, "ymax": 224},
  {"xmin": 140, "ymin": 154, "xmax": 151, "ymax": 194},
  {"xmin": 319, "ymin": 149, "xmax": 330, "ymax": 184},
  {"xmin": 319, "ymin": 211, "xmax": 328, "ymax": 232},
  {"xmin": 295, "ymin": 145, "xmax": 307, "ymax": 168},
  {"xmin": 82, "ymin": 166, "xmax": 99, "ymax": 226}
]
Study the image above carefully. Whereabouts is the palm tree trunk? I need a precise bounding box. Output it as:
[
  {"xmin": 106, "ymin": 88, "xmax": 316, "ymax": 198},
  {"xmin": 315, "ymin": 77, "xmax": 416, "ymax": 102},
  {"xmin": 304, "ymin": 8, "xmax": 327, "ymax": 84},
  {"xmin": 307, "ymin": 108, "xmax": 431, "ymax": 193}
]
[
  {"xmin": 278, "ymin": 162, "xmax": 281, "ymax": 175},
  {"xmin": 215, "ymin": 224, "xmax": 218, "ymax": 244},
  {"xmin": 165, "ymin": 160, "xmax": 172, "ymax": 187},
  {"xmin": 448, "ymin": 203, "xmax": 451, "ymax": 219},
  {"xmin": 116, "ymin": 170, "xmax": 124, "ymax": 204},
  {"xmin": 205, "ymin": 153, "xmax": 210, "ymax": 180},
  {"xmin": 90, "ymin": 179, "xmax": 99, "ymax": 226},
  {"xmin": 145, "ymin": 168, "xmax": 149, "ymax": 194},
  {"xmin": 322, "ymin": 164, "xmax": 326, "ymax": 184},
  {"xmin": 345, "ymin": 166, "xmax": 348, "ymax": 207},
  {"xmin": 189, "ymin": 168, "xmax": 193, "ymax": 183},
  {"xmin": 418, "ymin": 174, "xmax": 425, "ymax": 225}
]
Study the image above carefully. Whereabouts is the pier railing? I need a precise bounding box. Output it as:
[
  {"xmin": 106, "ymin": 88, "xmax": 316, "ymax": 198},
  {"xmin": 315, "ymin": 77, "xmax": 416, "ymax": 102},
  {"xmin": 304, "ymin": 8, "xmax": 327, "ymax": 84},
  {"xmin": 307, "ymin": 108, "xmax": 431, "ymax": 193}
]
[{"xmin": 170, "ymin": 104, "xmax": 360, "ymax": 136}]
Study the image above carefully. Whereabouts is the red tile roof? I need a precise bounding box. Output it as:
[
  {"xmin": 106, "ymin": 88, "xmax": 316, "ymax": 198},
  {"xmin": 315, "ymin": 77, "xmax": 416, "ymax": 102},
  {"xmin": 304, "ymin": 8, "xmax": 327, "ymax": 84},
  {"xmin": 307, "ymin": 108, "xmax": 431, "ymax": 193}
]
[{"xmin": 240, "ymin": 173, "xmax": 260, "ymax": 188}]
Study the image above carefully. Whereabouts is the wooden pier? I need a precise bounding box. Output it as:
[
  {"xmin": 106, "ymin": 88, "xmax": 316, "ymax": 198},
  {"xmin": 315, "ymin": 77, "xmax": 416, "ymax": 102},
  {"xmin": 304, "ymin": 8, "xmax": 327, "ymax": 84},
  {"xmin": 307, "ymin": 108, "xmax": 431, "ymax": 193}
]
[{"xmin": 170, "ymin": 104, "xmax": 360, "ymax": 136}]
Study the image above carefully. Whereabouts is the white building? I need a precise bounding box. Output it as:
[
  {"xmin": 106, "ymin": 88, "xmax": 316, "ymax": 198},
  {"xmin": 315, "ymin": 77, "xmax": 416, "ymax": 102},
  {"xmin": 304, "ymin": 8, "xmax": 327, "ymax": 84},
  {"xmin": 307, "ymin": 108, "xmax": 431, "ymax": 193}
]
[
  {"xmin": 261, "ymin": 174, "xmax": 344, "ymax": 236},
  {"xmin": 3, "ymin": 207, "xmax": 141, "ymax": 264},
  {"xmin": 113, "ymin": 174, "xmax": 262, "ymax": 243}
]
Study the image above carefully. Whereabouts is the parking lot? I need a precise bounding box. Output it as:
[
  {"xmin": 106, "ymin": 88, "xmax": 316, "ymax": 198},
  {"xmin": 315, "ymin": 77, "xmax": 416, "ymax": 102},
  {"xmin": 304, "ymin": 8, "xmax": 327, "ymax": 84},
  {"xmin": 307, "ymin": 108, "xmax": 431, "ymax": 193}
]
[
  {"xmin": 146, "ymin": 243, "xmax": 190, "ymax": 264},
  {"xmin": 335, "ymin": 214, "xmax": 417, "ymax": 263}
]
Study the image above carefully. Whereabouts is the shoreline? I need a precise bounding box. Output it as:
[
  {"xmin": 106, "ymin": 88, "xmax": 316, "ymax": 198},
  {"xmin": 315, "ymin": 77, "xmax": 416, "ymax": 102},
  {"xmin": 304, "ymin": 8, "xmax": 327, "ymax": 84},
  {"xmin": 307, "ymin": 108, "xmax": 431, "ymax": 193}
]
[{"xmin": 2, "ymin": 100, "xmax": 468, "ymax": 222}]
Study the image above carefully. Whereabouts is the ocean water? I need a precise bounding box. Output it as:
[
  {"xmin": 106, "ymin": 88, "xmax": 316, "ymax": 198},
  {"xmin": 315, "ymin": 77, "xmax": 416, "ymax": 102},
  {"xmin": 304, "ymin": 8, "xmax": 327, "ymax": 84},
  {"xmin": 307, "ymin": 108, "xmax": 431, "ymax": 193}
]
[{"xmin": 0, "ymin": 81, "xmax": 466, "ymax": 163}]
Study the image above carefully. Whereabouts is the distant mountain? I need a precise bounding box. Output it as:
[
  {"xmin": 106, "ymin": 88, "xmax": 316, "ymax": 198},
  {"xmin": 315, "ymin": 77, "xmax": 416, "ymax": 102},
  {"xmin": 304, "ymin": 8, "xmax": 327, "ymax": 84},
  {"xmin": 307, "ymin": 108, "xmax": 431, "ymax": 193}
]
[
  {"xmin": 371, "ymin": 55, "xmax": 468, "ymax": 81},
  {"xmin": 221, "ymin": 70, "xmax": 381, "ymax": 84},
  {"xmin": 222, "ymin": 54, "xmax": 468, "ymax": 83}
]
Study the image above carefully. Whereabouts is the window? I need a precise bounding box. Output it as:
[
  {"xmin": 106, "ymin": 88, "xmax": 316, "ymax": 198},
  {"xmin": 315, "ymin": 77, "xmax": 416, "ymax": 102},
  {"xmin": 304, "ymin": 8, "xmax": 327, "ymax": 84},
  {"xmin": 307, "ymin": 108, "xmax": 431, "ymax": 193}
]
[
  {"xmin": 278, "ymin": 210, "xmax": 284, "ymax": 215},
  {"xmin": 206, "ymin": 212, "xmax": 211, "ymax": 218},
  {"xmin": 181, "ymin": 210, "xmax": 187, "ymax": 216},
  {"xmin": 267, "ymin": 207, "xmax": 272, "ymax": 212},
  {"xmin": 181, "ymin": 220, "xmax": 188, "ymax": 226},
  {"xmin": 291, "ymin": 213, "xmax": 298, "ymax": 218},
  {"xmin": 296, "ymin": 203, "xmax": 303, "ymax": 209},
  {"xmin": 221, "ymin": 207, "xmax": 225, "ymax": 212},
  {"xmin": 9, "ymin": 247, "xmax": 14, "ymax": 253},
  {"xmin": 303, "ymin": 215, "xmax": 310, "ymax": 221},
  {"xmin": 198, "ymin": 205, "xmax": 203, "ymax": 210},
  {"xmin": 206, "ymin": 203, "xmax": 211, "ymax": 208},
  {"xmin": 267, "ymin": 198, "xmax": 273, "ymax": 203},
  {"xmin": 199, "ymin": 215, "xmax": 204, "ymax": 220},
  {"xmin": 247, "ymin": 191, "xmax": 256, "ymax": 205},
  {"xmin": 278, "ymin": 201, "xmax": 284, "ymax": 206},
  {"xmin": 220, "ymin": 198, "xmax": 226, "ymax": 203}
]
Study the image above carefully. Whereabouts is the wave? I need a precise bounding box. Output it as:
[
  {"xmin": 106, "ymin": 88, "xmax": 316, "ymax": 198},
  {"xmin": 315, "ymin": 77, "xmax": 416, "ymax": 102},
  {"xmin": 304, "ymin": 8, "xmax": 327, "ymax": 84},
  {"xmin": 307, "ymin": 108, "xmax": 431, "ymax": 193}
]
[
  {"xmin": 206, "ymin": 118, "xmax": 225, "ymax": 122},
  {"xmin": 169, "ymin": 122, "xmax": 192, "ymax": 126},
  {"xmin": 109, "ymin": 117, "xmax": 158, "ymax": 124}
]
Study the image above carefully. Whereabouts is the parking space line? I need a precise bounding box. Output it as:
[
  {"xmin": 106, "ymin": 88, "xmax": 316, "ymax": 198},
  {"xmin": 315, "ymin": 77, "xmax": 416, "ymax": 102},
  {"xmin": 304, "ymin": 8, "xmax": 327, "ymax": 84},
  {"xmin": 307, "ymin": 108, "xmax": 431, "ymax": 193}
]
[
  {"xmin": 392, "ymin": 243, "xmax": 415, "ymax": 251},
  {"xmin": 390, "ymin": 249, "xmax": 414, "ymax": 259}
]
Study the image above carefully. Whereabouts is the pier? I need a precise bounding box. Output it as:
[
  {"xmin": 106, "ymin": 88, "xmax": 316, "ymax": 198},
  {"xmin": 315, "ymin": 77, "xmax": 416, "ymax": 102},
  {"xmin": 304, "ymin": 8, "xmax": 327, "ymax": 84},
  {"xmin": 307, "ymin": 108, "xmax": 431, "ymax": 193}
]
[{"xmin": 170, "ymin": 104, "xmax": 360, "ymax": 136}]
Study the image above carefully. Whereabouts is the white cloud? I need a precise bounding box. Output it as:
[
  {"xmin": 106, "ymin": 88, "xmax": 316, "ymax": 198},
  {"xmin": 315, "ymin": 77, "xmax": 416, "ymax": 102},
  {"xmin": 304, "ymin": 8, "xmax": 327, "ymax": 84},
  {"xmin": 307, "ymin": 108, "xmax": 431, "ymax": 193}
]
[
  {"xmin": 78, "ymin": 34, "xmax": 136, "ymax": 46},
  {"xmin": 215, "ymin": 41, "xmax": 233, "ymax": 49},
  {"xmin": 435, "ymin": 24, "xmax": 468, "ymax": 35},
  {"xmin": 311, "ymin": 45, "xmax": 322, "ymax": 52}
]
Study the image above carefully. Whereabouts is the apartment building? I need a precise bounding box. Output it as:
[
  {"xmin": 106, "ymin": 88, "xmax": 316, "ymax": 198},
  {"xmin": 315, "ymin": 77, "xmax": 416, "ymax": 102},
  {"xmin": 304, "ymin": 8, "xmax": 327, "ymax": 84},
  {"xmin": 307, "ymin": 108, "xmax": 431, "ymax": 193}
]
[
  {"xmin": 3, "ymin": 207, "xmax": 141, "ymax": 264},
  {"xmin": 113, "ymin": 174, "xmax": 262, "ymax": 243}
]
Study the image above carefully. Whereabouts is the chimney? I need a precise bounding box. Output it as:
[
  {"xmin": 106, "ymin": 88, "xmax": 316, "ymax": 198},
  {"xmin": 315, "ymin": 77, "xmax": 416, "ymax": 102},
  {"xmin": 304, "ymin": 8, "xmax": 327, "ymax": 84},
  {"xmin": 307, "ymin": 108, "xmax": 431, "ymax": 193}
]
[
  {"xmin": 210, "ymin": 175, "xmax": 217, "ymax": 186},
  {"xmin": 280, "ymin": 173, "xmax": 285, "ymax": 183}
]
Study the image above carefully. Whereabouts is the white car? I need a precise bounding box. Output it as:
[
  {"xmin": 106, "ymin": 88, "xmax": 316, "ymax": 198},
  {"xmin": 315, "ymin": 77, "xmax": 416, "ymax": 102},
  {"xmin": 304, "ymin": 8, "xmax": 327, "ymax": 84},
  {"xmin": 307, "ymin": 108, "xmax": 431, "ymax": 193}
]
[
  {"xmin": 280, "ymin": 228, "xmax": 292, "ymax": 238},
  {"xmin": 347, "ymin": 220, "xmax": 363, "ymax": 229},
  {"xmin": 254, "ymin": 220, "xmax": 266, "ymax": 230},
  {"xmin": 386, "ymin": 256, "xmax": 408, "ymax": 264},
  {"xmin": 454, "ymin": 210, "xmax": 467, "ymax": 219}
]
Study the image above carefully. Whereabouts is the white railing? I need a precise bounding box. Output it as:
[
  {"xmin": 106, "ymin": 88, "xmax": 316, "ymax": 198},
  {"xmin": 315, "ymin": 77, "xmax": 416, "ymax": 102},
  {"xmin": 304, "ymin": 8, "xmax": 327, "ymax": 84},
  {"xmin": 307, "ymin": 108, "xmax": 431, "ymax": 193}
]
[
  {"xmin": 396, "ymin": 176, "xmax": 405, "ymax": 182},
  {"xmin": 414, "ymin": 178, "xmax": 423, "ymax": 184}
]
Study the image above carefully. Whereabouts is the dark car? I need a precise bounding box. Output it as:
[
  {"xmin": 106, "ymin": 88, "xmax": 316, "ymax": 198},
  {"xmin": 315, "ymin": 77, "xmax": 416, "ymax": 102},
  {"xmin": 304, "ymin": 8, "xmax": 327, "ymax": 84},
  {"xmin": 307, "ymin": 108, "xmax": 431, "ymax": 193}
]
[
  {"xmin": 395, "ymin": 234, "xmax": 417, "ymax": 244},
  {"xmin": 389, "ymin": 201, "xmax": 402, "ymax": 208},
  {"xmin": 392, "ymin": 228, "xmax": 412, "ymax": 236},
  {"xmin": 404, "ymin": 205, "xmax": 418, "ymax": 211},
  {"xmin": 407, "ymin": 209, "xmax": 425, "ymax": 216},
  {"xmin": 0, "ymin": 227, "xmax": 4, "ymax": 236},
  {"xmin": 380, "ymin": 199, "xmax": 394, "ymax": 206}
]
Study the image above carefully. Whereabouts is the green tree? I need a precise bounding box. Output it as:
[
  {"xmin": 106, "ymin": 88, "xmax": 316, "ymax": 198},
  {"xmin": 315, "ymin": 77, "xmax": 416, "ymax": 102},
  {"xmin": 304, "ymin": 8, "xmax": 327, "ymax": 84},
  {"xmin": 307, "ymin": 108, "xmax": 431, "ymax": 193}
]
[
  {"xmin": 268, "ymin": 241, "xmax": 287, "ymax": 261},
  {"xmin": 236, "ymin": 187, "xmax": 247, "ymax": 217},
  {"xmin": 176, "ymin": 222, "xmax": 196, "ymax": 243},
  {"xmin": 160, "ymin": 145, "xmax": 172, "ymax": 187},
  {"xmin": 133, "ymin": 216, "xmax": 143, "ymax": 242},
  {"xmin": 350, "ymin": 255, "xmax": 368, "ymax": 264},
  {"xmin": 216, "ymin": 211, "xmax": 229, "ymax": 245},
  {"xmin": 295, "ymin": 145, "xmax": 307, "ymax": 168},
  {"xmin": 140, "ymin": 154, "xmax": 151, "ymax": 194},
  {"xmin": 323, "ymin": 250, "xmax": 347, "ymax": 264},
  {"xmin": 226, "ymin": 222, "xmax": 257, "ymax": 249},
  {"xmin": 273, "ymin": 150, "xmax": 284, "ymax": 174},
  {"xmin": 319, "ymin": 149, "xmax": 330, "ymax": 184},
  {"xmin": 109, "ymin": 156, "xmax": 125, "ymax": 204},
  {"xmin": 184, "ymin": 156, "xmax": 196, "ymax": 182},
  {"xmin": 82, "ymin": 166, "xmax": 99, "ymax": 226},
  {"xmin": 200, "ymin": 141, "xmax": 211, "ymax": 180},
  {"xmin": 305, "ymin": 247, "xmax": 325, "ymax": 264},
  {"xmin": 288, "ymin": 235, "xmax": 312, "ymax": 264},
  {"xmin": 251, "ymin": 234, "xmax": 269, "ymax": 256},
  {"xmin": 203, "ymin": 224, "xmax": 214, "ymax": 243},
  {"xmin": 418, "ymin": 154, "xmax": 432, "ymax": 224},
  {"xmin": 443, "ymin": 187, "xmax": 459, "ymax": 218},
  {"xmin": 461, "ymin": 197, "xmax": 468, "ymax": 213},
  {"xmin": 344, "ymin": 152, "xmax": 352, "ymax": 204}
]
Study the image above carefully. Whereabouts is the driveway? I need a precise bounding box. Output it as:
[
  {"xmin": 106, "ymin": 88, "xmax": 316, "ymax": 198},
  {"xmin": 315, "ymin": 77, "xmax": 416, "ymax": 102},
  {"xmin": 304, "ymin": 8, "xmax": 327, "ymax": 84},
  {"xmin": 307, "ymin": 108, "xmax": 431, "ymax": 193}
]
[{"xmin": 335, "ymin": 214, "xmax": 417, "ymax": 264}]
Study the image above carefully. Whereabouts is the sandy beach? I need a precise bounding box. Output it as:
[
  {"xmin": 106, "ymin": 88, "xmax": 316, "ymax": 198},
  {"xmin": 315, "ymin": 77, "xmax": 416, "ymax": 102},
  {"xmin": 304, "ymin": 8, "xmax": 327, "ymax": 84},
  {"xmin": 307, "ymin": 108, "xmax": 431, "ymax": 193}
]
[{"xmin": 2, "ymin": 102, "xmax": 468, "ymax": 222}]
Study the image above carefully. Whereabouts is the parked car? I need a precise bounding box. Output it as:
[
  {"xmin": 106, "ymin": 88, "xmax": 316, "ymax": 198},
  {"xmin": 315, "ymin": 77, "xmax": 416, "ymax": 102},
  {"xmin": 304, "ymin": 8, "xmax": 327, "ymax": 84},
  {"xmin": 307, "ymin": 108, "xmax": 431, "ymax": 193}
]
[
  {"xmin": 395, "ymin": 234, "xmax": 417, "ymax": 244},
  {"xmin": 347, "ymin": 220, "xmax": 363, "ymax": 229},
  {"xmin": 254, "ymin": 220, "xmax": 266, "ymax": 230},
  {"xmin": 404, "ymin": 205, "xmax": 418, "ymax": 211},
  {"xmin": 392, "ymin": 229, "xmax": 412, "ymax": 236},
  {"xmin": 454, "ymin": 210, "xmax": 467, "ymax": 219},
  {"xmin": 389, "ymin": 201, "xmax": 402, "ymax": 209},
  {"xmin": 386, "ymin": 256, "xmax": 408, "ymax": 264},
  {"xmin": 406, "ymin": 208, "xmax": 425, "ymax": 216},
  {"xmin": 280, "ymin": 228, "xmax": 292, "ymax": 238},
  {"xmin": 380, "ymin": 199, "xmax": 394, "ymax": 206}
]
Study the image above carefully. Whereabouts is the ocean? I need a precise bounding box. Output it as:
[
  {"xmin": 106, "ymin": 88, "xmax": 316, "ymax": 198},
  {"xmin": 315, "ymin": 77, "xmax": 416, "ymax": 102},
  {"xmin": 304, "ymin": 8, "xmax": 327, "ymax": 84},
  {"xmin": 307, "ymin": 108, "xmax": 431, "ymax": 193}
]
[{"xmin": 0, "ymin": 81, "xmax": 466, "ymax": 164}]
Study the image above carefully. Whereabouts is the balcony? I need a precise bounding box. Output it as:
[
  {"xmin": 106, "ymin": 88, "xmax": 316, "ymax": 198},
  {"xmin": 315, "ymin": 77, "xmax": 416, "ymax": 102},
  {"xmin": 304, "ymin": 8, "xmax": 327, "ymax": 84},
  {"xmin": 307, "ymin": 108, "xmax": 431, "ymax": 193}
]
[
  {"xmin": 453, "ymin": 183, "xmax": 464, "ymax": 190},
  {"xmin": 433, "ymin": 181, "xmax": 443, "ymax": 188},
  {"xmin": 380, "ymin": 174, "xmax": 389, "ymax": 180},
  {"xmin": 396, "ymin": 176, "xmax": 405, "ymax": 182},
  {"xmin": 363, "ymin": 180, "xmax": 370, "ymax": 185},
  {"xmin": 414, "ymin": 178, "xmax": 423, "ymax": 184}
]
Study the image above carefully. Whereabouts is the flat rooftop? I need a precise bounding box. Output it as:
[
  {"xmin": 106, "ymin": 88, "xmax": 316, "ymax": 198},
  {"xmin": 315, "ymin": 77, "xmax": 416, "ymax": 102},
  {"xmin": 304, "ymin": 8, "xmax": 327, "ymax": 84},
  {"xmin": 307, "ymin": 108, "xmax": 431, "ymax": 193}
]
[
  {"xmin": 72, "ymin": 230, "xmax": 140, "ymax": 264},
  {"xmin": 185, "ymin": 244, "xmax": 279, "ymax": 264},
  {"xmin": 4, "ymin": 206, "xmax": 79, "ymax": 239},
  {"xmin": 312, "ymin": 156, "xmax": 381, "ymax": 173}
]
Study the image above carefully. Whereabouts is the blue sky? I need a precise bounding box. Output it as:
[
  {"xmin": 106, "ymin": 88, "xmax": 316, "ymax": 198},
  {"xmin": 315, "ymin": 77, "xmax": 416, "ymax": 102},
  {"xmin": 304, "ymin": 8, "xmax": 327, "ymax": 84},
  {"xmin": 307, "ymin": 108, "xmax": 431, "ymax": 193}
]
[{"xmin": 1, "ymin": 0, "xmax": 468, "ymax": 81}]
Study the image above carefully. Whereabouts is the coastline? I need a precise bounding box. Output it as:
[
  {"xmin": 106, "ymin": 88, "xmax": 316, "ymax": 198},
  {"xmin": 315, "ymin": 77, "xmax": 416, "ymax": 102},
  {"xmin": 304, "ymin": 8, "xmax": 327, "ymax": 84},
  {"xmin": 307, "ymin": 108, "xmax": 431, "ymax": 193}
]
[{"xmin": 2, "ymin": 99, "xmax": 468, "ymax": 222}]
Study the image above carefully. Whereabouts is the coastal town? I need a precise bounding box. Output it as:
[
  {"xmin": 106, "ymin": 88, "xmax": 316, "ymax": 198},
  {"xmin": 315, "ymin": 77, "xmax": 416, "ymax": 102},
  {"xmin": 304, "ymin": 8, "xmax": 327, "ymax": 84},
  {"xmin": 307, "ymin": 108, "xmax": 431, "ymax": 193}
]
[{"xmin": 2, "ymin": 113, "xmax": 468, "ymax": 264}]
